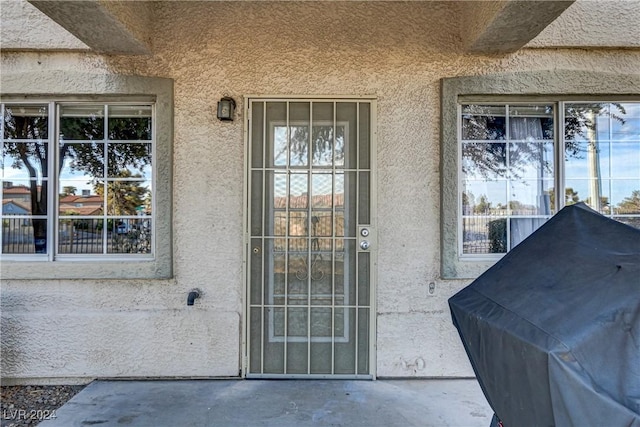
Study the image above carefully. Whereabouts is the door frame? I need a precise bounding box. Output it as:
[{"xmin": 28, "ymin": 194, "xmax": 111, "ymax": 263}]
[{"xmin": 241, "ymin": 95, "xmax": 378, "ymax": 379}]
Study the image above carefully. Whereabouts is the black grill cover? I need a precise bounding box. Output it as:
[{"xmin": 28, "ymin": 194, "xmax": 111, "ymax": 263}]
[{"xmin": 449, "ymin": 203, "xmax": 640, "ymax": 427}]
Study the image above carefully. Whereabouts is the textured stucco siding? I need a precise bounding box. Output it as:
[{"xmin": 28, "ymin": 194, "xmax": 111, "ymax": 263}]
[
  {"xmin": 96, "ymin": 0, "xmax": 153, "ymax": 49},
  {"xmin": 0, "ymin": 0, "xmax": 88, "ymax": 50},
  {"xmin": 1, "ymin": 288, "xmax": 239, "ymax": 379},
  {"xmin": 1, "ymin": 1, "xmax": 640, "ymax": 382},
  {"xmin": 528, "ymin": 0, "xmax": 640, "ymax": 48}
]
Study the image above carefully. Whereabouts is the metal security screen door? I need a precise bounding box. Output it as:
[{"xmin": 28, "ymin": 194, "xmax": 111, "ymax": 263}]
[{"xmin": 245, "ymin": 98, "xmax": 376, "ymax": 378}]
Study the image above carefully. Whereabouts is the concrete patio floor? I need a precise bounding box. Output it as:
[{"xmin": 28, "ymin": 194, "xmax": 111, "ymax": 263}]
[{"xmin": 39, "ymin": 378, "xmax": 493, "ymax": 427}]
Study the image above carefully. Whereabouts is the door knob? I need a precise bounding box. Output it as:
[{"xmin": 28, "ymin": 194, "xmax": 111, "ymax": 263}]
[{"xmin": 360, "ymin": 240, "xmax": 370, "ymax": 250}]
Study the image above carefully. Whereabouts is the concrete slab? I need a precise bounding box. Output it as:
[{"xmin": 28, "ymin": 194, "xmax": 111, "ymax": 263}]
[{"xmin": 39, "ymin": 379, "xmax": 492, "ymax": 426}]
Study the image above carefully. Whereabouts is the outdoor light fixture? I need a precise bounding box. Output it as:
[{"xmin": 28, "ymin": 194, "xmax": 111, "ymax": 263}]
[{"xmin": 217, "ymin": 96, "xmax": 236, "ymax": 121}]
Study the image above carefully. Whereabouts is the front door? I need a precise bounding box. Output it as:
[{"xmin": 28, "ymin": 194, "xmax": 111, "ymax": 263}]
[{"xmin": 245, "ymin": 98, "xmax": 376, "ymax": 378}]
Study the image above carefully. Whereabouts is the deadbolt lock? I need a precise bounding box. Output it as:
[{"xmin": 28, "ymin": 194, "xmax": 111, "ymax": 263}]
[
  {"xmin": 358, "ymin": 226, "xmax": 373, "ymax": 251},
  {"xmin": 253, "ymin": 247, "xmax": 260, "ymax": 254}
]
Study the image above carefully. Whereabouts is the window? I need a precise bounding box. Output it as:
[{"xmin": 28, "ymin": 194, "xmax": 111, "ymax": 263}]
[
  {"xmin": 460, "ymin": 101, "xmax": 640, "ymax": 256},
  {"xmin": 461, "ymin": 103, "xmax": 555, "ymax": 254},
  {"xmin": 441, "ymin": 71, "xmax": 640, "ymax": 279},
  {"xmin": 1, "ymin": 102, "xmax": 154, "ymax": 258},
  {"xmin": 0, "ymin": 72, "xmax": 173, "ymax": 279}
]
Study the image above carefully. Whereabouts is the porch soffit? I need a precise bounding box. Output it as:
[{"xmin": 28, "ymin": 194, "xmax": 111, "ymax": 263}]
[
  {"xmin": 26, "ymin": 0, "xmax": 573, "ymax": 56},
  {"xmin": 28, "ymin": 0, "xmax": 152, "ymax": 55},
  {"xmin": 461, "ymin": 0, "xmax": 575, "ymax": 54}
]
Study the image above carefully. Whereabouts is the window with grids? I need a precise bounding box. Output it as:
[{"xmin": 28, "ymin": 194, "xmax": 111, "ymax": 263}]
[
  {"xmin": 460, "ymin": 101, "xmax": 640, "ymax": 256},
  {"xmin": 1, "ymin": 102, "xmax": 154, "ymax": 259}
]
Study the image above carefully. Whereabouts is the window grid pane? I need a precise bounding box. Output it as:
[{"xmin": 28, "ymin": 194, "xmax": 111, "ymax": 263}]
[
  {"xmin": 57, "ymin": 103, "xmax": 154, "ymax": 256},
  {"xmin": 461, "ymin": 101, "xmax": 640, "ymax": 256},
  {"xmin": 1, "ymin": 104, "xmax": 50, "ymax": 254},
  {"xmin": 565, "ymin": 102, "xmax": 640, "ymax": 224},
  {"xmin": 461, "ymin": 104, "xmax": 555, "ymax": 255},
  {"xmin": 0, "ymin": 101, "xmax": 154, "ymax": 259}
]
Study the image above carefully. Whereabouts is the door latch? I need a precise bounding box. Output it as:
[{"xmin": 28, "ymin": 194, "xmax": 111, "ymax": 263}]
[{"xmin": 358, "ymin": 226, "xmax": 373, "ymax": 251}]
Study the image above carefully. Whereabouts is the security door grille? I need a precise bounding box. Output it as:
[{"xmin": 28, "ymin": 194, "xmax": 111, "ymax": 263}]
[{"xmin": 246, "ymin": 99, "xmax": 376, "ymax": 378}]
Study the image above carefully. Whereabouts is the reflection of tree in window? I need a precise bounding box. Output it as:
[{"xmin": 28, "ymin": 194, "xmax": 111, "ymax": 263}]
[
  {"xmin": 61, "ymin": 185, "xmax": 77, "ymax": 196},
  {"xmin": 618, "ymin": 190, "xmax": 640, "ymax": 214},
  {"xmin": 474, "ymin": 195, "xmax": 491, "ymax": 214},
  {"xmin": 60, "ymin": 117, "xmax": 151, "ymax": 180},
  {"xmin": 461, "ymin": 104, "xmax": 556, "ymax": 254},
  {"xmin": 109, "ymin": 116, "xmax": 151, "ymax": 140},
  {"xmin": 95, "ymin": 170, "xmax": 148, "ymax": 216},
  {"xmin": 1, "ymin": 104, "xmax": 153, "ymax": 253},
  {"xmin": 548, "ymin": 187, "xmax": 580, "ymax": 207},
  {"xmin": 564, "ymin": 103, "xmax": 625, "ymax": 156},
  {"xmin": 462, "ymin": 105, "xmax": 554, "ymax": 182},
  {"xmin": 565, "ymin": 103, "xmax": 628, "ymax": 213},
  {"xmin": 2, "ymin": 106, "xmax": 49, "ymax": 252},
  {"xmin": 291, "ymin": 125, "xmax": 345, "ymax": 166}
]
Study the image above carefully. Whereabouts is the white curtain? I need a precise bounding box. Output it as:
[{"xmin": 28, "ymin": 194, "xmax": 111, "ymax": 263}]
[
  {"xmin": 509, "ymin": 117, "xmax": 550, "ymax": 248},
  {"xmin": 510, "ymin": 117, "xmax": 544, "ymax": 141}
]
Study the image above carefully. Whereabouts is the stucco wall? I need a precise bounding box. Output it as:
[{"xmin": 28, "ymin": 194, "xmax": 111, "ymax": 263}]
[
  {"xmin": 528, "ymin": 0, "xmax": 640, "ymax": 48},
  {"xmin": 0, "ymin": 0, "xmax": 88, "ymax": 50},
  {"xmin": 1, "ymin": 1, "xmax": 640, "ymax": 382}
]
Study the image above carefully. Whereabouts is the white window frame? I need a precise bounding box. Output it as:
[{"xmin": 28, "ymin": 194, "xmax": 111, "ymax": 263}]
[
  {"xmin": 441, "ymin": 71, "xmax": 640, "ymax": 279},
  {"xmin": 457, "ymin": 101, "xmax": 556, "ymax": 259},
  {"xmin": 0, "ymin": 72, "xmax": 173, "ymax": 279},
  {"xmin": 1, "ymin": 100, "xmax": 156, "ymax": 262}
]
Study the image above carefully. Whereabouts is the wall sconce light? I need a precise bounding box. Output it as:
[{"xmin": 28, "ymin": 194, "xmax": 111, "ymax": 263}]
[{"xmin": 217, "ymin": 96, "xmax": 236, "ymax": 121}]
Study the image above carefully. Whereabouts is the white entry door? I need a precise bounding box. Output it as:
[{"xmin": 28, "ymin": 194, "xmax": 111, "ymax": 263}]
[{"xmin": 245, "ymin": 98, "xmax": 376, "ymax": 378}]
